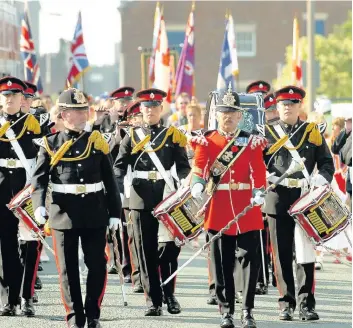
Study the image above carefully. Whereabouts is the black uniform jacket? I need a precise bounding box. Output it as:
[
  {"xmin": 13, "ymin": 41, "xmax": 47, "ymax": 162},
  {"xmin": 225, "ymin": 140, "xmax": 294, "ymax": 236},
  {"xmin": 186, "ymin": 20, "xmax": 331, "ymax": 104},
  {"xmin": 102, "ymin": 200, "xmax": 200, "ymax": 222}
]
[
  {"xmin": 0, "ymin": 112, "xmax": 41, "ymax": 223},
  {"xmin": 31, "ymin": 129, "xmax": 121, "ymax": 230},
  {"xmin": 114, "ymin": 123, "xmax": 191, "ymax": 211},
  {"xmin": 263, "ymin": 120, "xmax": 334, "ymax": 215}
]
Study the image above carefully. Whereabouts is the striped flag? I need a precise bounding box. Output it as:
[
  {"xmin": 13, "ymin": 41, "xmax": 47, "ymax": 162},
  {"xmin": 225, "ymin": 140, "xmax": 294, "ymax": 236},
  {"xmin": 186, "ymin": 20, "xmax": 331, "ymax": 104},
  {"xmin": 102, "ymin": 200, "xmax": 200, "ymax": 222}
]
[
  {"xmin": 153, "ymin": 16, "xmax": 171, "ymax": 102},
  {"xmin": 216, "ymin": 15, "xmax": 234, "ymax": 92},
  {"xmin": 175, "ymin": 4, "xmax": 195, "ymax": 98},
  {"xmin": 148, "ymin": 2, "xmax": 162, "ymax": 87},
  {"xmin": 67, "ymin": 11, "xmax": 90, "ymax": 86},
  {"xmin": 292, "ymin": 16, "xmax": 303, "ymax": 87},
  {"xmin": 20, "ymin": 4, "xmax": 43, "ymax": 93}
]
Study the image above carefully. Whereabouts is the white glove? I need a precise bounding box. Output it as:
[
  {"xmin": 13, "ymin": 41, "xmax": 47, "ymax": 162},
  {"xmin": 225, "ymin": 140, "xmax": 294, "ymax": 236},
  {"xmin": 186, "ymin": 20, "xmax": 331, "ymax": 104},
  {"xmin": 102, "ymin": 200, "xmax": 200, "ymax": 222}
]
[
  {"xmin": 109, "ymin": 218, "xmax": 121, "ymax": 231},
  {"xmin": 311, "ymin": 174, "xmax": 328, "ymax": 187},
  {"xmin": 251, "ymin": 191, "xmax": 265, "ymax": 206},
  {"xmin": 34, "ymin": 206, "xmax": 47, "ymax": 225},
  {"xmin": 191, "ymin": 183, "xmax": 204, "ymax": 199}
]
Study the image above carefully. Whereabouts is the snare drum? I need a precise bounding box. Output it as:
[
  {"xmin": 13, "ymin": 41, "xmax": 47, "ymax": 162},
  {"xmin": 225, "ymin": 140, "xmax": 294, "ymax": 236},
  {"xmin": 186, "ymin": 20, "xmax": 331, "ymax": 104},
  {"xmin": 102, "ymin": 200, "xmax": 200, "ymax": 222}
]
[
  {"xmin": 289, "ymin": 185, "xmax": 351, "ymax": 244},
  {"xmin": 7, "ymin": 185, "xmax": 42, "ymax": 240},
  {"xmin": 153, "ymin": 186, "xmax": 205, "ymax": 246}
]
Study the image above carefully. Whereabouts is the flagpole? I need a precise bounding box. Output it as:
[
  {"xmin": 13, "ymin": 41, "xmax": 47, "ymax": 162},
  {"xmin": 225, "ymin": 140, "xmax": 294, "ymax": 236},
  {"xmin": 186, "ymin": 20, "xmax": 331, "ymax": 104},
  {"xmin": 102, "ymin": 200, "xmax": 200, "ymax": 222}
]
[{"xmin": 306, "ymin": 0, "xmax": 315, "ymax": 112}]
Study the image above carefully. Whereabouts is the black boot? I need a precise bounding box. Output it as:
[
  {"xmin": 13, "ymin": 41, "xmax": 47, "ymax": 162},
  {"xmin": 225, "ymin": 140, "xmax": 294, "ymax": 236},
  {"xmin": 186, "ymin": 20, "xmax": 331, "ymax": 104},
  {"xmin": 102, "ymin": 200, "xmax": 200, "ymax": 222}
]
[
  {"xmin": 108, "ymin": 265, "xmax": 118, "ymax": 274},
  {"xmin": 34, "ymin": 276, "xmax": 42, "ymax": 290},
  {"xmin": 299, "ymin": 305, "xmax": 319, "ymax": 321},
  {"xmin": 207, "ymin": 294, "xmax": 217, "ymax": 305},
  {"xmin": 241, "ymin": 309, "xmax": 256, "ymax": 328},
  {"xmin": 144, "ymin": 305, "xmax": 163, "ymax": 316},
  {"xmin": 0, "ymin": 304, "xmax": 17, "ymax": 316},
  {"xmin": 33, "ymin": 291, "xmax": 39, "ymax": 303},
  {"xmin": 279, "ymin": 306, "xmax": 294, "ymax": 321},
  {"xmin": 87, "ymin": 318, "xmax": 102, "ymax": 328},
  {"xmin": 255, "ymin": 283, "xmax": 268, "ymax": 295},
  {"xmin": 165, "ymin": 295, "xmax": 181, "ymax": 314},
  {"xmin": 220, "ymin": 313, "xmax": 234, "ymax": 328},
  {"xmin": 132, "ymin": 285, "xmax": 144, "ymax": 293},
  {"xmin": 37, "ymin": 261, "xmax": 43, "ymax": 272},
  {"xmin": 21, "ymin": 298, "xmax": 35, "ymax": 317},
  {"xmin": 123, "ymin": 275, "xmax": 132, "ymax": 283}
]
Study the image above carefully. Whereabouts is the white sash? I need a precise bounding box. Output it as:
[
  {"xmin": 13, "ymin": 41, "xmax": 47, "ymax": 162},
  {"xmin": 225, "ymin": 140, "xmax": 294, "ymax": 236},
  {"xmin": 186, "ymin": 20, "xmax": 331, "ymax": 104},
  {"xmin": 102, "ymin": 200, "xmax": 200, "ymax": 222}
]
[
  {"xmin": 135, "ymin": 128, "xmax": 176, "ymax": 192},
  {"xmin": 0, "ymin": 116, "xmax": 35, "ymax": 183},
  {"xmin": 273, "ymin": 123, "xmax": 315, "ymax": 264}
]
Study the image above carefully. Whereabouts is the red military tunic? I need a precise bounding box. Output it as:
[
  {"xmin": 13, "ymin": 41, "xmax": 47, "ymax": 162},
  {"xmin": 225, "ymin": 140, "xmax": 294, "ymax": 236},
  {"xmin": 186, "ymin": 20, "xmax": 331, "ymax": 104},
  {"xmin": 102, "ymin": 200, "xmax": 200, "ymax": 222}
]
[{"xmin": 192, "ymin": 130, "xmax": 266, "ymax": 235}]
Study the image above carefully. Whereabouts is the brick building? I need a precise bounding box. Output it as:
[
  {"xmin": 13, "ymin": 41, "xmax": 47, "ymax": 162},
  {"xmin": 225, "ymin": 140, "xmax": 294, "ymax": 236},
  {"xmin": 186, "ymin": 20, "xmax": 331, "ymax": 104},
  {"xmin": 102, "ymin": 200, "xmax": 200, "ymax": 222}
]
[{"xmin": 120, "ymin": 1, "xmax": 351, "ymax": 101}]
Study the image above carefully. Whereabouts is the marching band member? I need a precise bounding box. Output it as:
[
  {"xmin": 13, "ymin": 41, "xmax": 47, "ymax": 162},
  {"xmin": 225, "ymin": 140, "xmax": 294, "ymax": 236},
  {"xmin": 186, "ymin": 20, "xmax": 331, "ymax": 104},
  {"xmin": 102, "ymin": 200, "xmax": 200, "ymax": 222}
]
[
  {"xmin": 31, "ymin": 88, "xmax": 122, "ymax": 328},
  {"xmin": 0, "ymin": 77, "xmax": 42, "ymax": 316},
  {"xmin": 114, "ymin": 88, "xmax": 190, "ymax": 316},
  {"xmin": 263, "ymin": 86, "xmax": 334, "ymax": 321},
  {"xmin": 191, "ymin": 87, "xmax": 267, "ymax": 328}
]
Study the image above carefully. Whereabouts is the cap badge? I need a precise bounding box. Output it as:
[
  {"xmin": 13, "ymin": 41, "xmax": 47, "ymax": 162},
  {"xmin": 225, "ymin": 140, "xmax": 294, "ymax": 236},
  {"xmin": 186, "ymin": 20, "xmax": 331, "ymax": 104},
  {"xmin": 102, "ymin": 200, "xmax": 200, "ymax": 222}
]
[
  {"xmin": 222, "ymin": 83, "xmax": 235, "ymax": 107},
  {"xmin": 7, "ymin": 81, "xmax": 12, "ymax": 86},
  {"xmin": 125, "ymin": 90, "xmax": 129, "ymax": 95},
  {"xmin": 150, "ymin": 92, "xmax": 155, "ymax": 99},
  {"xmin": 73, "ymin": 89, "xmax": 86, "ymax": 104},
  {"xmin": 259, "ymin": 83, "xmax": 263, "ymax": 88},
  {"xmin": 289, "ymin": 89, "xmax": 294, "ymax": 94}
]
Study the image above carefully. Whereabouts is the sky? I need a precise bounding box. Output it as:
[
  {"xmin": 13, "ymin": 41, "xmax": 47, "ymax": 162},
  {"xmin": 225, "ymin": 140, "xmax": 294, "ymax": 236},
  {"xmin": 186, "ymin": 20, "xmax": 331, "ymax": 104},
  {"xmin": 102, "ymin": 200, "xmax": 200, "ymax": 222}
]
[{"xmin": 39, "ymin": 0, "xmax": 121, "ymax": 66}]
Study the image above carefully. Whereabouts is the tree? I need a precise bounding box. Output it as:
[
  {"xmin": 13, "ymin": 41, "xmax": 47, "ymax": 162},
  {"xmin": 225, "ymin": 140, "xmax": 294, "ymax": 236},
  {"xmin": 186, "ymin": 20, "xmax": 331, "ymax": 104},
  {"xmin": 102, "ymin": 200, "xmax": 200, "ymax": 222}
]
[{"xmin": 273, "ymin": 11, "xmax": 352, "ymax": 99}]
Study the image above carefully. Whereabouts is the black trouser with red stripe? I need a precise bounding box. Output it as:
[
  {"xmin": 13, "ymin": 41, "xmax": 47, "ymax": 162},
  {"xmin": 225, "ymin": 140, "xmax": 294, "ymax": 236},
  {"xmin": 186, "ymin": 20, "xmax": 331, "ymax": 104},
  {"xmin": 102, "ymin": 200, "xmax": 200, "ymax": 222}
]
[
  {"xmin": 20, "ymin": 240, "xmax": 43, "ymax": 300},
  {"xmin": 158, "ymin": 242, "xmax": 180, "ymax": 298},
  {"xmin": 125, "ymin": 209, "xmax": 142, "ymax": 287},
  {"xmin": 52, "ymin": 227, "xmax": 107, "ymax": 327},
  {"xmin": 268, "ymin": 214, "xmax": 315, "ymax": 311}
]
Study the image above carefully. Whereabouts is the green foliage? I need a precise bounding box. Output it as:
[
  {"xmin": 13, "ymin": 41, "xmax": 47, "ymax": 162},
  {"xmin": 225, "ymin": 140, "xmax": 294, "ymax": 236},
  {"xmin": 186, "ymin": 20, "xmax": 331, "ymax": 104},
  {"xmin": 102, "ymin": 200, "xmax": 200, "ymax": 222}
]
[{"xmin": 273, "ymin": 11, "xmax": 352, "ymax": 99}]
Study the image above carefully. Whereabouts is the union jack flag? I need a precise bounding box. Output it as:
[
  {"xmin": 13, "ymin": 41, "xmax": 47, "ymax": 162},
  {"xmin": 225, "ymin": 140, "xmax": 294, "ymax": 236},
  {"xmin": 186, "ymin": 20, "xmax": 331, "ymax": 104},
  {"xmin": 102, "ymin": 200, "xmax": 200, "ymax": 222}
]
[
  {"xmin": 20, "ymin": 7, "xmax": 43, "ymax": 93},
  {"xmin": 67, "ymin": 11, "xmax": 90, "ymax": 86}
]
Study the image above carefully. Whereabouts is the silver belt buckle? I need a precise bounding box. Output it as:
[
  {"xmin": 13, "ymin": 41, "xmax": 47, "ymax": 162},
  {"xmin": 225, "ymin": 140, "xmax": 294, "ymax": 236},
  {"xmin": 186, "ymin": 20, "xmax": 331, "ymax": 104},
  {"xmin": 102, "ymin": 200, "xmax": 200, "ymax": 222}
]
[
  {"xmin": 75, "ymin": 184, "xmax": 86, "ymax": 194},
  {"xmin": 148, "ymin": 171, "xmax": 158, "ymax": 180},
  {"xmin": 287, "ymin": 178, "xmax": 299, "ymax": 188}
]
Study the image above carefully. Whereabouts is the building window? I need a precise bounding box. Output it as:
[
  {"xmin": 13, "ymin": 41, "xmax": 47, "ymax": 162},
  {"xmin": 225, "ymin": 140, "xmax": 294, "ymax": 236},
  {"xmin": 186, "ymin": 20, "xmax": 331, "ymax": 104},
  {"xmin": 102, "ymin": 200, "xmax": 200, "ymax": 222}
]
[
  {"xmin": 235, "ymin": 24, "xmax": 256, "ymax": 57},
  {"xmin": 302, "ymin": 13, "xmax": 328, "ymax": 36}
]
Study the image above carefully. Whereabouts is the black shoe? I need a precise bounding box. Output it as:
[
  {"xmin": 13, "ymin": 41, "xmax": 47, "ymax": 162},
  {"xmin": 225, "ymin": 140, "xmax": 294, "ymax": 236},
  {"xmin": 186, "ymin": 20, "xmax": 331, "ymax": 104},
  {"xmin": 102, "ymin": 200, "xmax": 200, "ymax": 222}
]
[
  {"xmin": 21, "ymin": 298, "xmax": 35, "ymax": 317},
  {"xmin": 235, "ymin": 291, "xmax": 243, "ymax": 304},
  {"xmin": 255, "ymin": 283, "xmax": 268, "ymax": 295},
  {"xmin": 37, "ymin": 264, "xmax": 43, "ymax": 272},
  {"xmin": 279, "ymin": 307, "xmax": 294, "ymax": 321},
  {"xmin": 165, "ymin": 295, "xmax": 181, "ymax": 314},
  {"xmin": 69, "ymin": 325, "xmax": 84, "ymax": 328},
  {"xmin": 220, "ymin": 313, "xmax": 234, "ymax": 328},
  {"xmin": 108, "ymin": 265, "xmax": 118, "ymax": 274},
  {"xmin": 207, "ymin": 295, "xmax": 217, "ymax": 305},
  {"xmin": 241, "ymin": 309, "xmax": 256, "ymax": 328},
  {"xmin": 144, "ymin": 305, "xmax": 163, "ymax": 316},
  {"xmin": 272, "ymin": 273, "xmax": 277, "ymax": 287},
  {"xmin": 34, "ymin": 276, "xmax": 42, "ymax": 290},
  {"xmin": 33, "ymin": 291, "xmax": 38, "ymax": 303},
  {"xmin": 0, "ymin": 304, "xmax": 16, "ymax": 316},
  {"xmin": 124, "ymin": 276, "xmax": 132, "ymax": 284},
  {"xmin": 87, "ymin": 318, "xmax": 102, "ymax": 328},
  {"xmin": 132, "ymin": 285, "xmax": 144, "ymax": 293},
  {"xmin": 299, "ymin": 306, "xmax": 319, "ymax": 321}
]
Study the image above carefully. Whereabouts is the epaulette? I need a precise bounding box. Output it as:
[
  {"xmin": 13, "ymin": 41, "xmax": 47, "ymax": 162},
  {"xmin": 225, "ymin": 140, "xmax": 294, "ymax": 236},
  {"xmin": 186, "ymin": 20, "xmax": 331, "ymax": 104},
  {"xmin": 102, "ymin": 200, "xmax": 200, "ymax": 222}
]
[
  {"xmin": 250, "ymin": 135, "xmax": 268, "ymax": 150},
  {"xmin": 33, "ymin": 132, "xmax": 59, "ymax": 148},
  {"xmin": 318, "ymin": 122, "xmax": 327, "ymax": 134},
  {"xmin": 101, "ymin": 132, "xmax": 115, "ymax": 150},
  {"xmin": 203, "ymin": 129, "xmax": 217, "ymax": 137},
  {"xmin": 190, "ymin": 129, "xmax": 204, "ymax": 137}
]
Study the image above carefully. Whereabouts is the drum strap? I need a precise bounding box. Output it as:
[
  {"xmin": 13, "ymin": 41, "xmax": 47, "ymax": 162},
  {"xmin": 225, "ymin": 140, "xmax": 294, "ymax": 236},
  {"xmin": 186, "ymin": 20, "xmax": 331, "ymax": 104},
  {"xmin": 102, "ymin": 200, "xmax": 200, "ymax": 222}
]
[
  {"xmin": 0, "ymin": 116, "xmax": 34, "ymax": 182},
  {"xmin": 134, "ymin": 128, "xmax": 176, "ymax": 192},
  {"xmin": 273, "ymin": 124, "xmax": 310, "ymax": 183},
  {"xmin": 206, "ymin": 130, "xmax": 248, "ymax": 195}
]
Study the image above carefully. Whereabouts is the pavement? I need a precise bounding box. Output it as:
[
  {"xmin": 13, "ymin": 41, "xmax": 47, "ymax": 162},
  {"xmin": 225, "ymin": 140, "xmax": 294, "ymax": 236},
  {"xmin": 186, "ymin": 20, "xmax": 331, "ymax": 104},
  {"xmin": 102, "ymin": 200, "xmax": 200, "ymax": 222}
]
[{"xmin": 0, "ymin": 237, "xmax": 351, "ymax": 328}]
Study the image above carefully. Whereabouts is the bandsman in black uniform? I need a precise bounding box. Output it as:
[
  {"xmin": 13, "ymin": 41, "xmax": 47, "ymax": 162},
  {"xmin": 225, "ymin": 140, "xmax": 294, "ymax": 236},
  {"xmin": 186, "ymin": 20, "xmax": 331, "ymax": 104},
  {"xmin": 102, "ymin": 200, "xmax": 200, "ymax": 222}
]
[
  {"xmin": 263, "ymin": 86, "xmax": 334, "ymax": 321},
  {"xmin": 107, "ymin": 87, "xmax": 135, "ymax": 281},
  {"xmin": 31, "ymin": 88, "xmax": 122, "ymax": 328},
  {"xmin": 114, "ymin": 88, "xmax": 190, "ymax": 316},
  {"xmin": 0, "ymin": 77, "xmax": 42, "ymax": 316}
]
